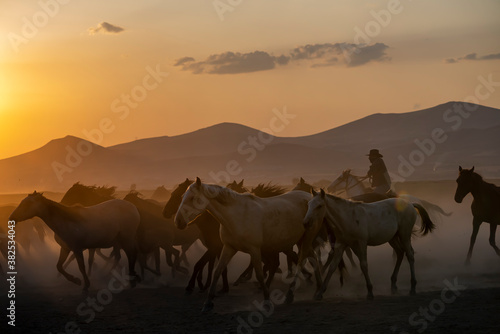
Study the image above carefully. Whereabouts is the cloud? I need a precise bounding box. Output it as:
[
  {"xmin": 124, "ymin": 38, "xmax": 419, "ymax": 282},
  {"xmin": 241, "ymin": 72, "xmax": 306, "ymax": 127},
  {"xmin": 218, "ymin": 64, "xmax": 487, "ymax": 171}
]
[
  {"xmin": 175, "ymin": 51, "xmax": 279, "ymax": 74},
  {"xmin": 175, "ymin": 42, "xmax": 390, "ymax": 74},
  {"xmin": 348, "ymin": 43, "xmax": 390, "ymax": 67},
  {"xmin": 445, "ymin": 51, "xmax": 500, "ymax": 64},
  {"xmin": 88, "ymin": 22, "xmax": 125, "ymax": 35}
]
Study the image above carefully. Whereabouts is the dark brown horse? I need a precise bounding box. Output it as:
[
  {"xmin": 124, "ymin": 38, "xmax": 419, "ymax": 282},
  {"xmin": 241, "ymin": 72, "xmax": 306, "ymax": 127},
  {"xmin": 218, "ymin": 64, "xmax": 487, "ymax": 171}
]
[{"xmin": 454, "ymin": 166, "xmax": 500, "ymax": 264}]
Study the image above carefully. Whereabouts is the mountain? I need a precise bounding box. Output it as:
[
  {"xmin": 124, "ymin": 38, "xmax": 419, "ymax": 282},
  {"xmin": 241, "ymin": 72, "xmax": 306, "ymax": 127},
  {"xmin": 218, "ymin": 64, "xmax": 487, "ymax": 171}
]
[{"xmin": 0, "ymin": 102, "xmax": 499, "ymax": 193}]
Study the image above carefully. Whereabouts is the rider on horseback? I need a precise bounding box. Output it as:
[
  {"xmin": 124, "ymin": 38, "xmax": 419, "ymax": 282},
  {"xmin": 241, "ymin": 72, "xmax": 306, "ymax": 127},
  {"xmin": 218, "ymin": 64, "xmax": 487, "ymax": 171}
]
[{"xmin": 366, "ymin": 149, "xmax": 391, "ymax": 194}]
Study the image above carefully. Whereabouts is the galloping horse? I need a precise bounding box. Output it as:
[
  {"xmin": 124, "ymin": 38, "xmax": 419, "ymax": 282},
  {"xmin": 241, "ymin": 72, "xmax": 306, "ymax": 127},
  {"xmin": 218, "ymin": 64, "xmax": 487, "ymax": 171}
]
[
  {"xmin": 328, "ymin": 170, "xmax": 452, "ymax": 219},
  {"xmin": 175, "ymin": 178, "xmax": 323, "ymax": 311},
  {"xmin": 305, "ymin": 189, "xmax": 435, "ymax": 300},
  {"xmin": 454, "ymin": 166, "xmax": 500, "ymax": 264},
  {"xmin": 124, "ymin": 191, "xmax": 194, "ymax": 277},
  {"xmin": 9, "ymin": 192, "xmax": 141, "ymax": 290}
]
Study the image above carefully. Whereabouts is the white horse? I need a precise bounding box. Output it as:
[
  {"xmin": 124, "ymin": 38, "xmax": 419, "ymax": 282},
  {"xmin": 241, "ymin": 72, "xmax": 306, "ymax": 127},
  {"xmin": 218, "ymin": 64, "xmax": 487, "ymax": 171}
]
[
  {"xmin": 174, "ymin": 178, "xmax": 324, "ymax": 311},
  {"xmin": 327, "ymin": 169, "xmax": 452, "ymax": 220},
  {"xmin": 9, "ymin": 191, "xmax": 141, "ymax": 290},
  {"xmin": 305, "ymin": 189, "xmax": 435, "ymax": 300}
]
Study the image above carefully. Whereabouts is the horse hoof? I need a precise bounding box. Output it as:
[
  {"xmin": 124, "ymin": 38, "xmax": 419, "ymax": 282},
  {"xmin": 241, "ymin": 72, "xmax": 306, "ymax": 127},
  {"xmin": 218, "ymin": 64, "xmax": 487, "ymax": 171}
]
[
  {"xmin": 410, "ymin": 290, "xmax": 416, "ymax": 296},
  {"xmin": 185, "ymin": 288, "xmax": 193, "ymax": 296},
  {"xmin": 367, "ymin": 294, "xmax": 374, "ymax": 300},
  {"xmin": 391, "ymin": 288, "xmax": 398, "ymax": 295},
  {"xmin": 233, "ymin": 280, "xmax": 241, "ymax": 287},
  {"xmin": 285, "ymin": 291, "xmax": 294, "ymax": 304},
  {"xmin": 72, "ymin": 277, "xmax": 82, "ymax": 286},
  {"xmin": 217, "ymin": 288, "xmax": 229, "ymax": 295},
  {"xmin": 202, "ymin": 301, "xmax": 214, "ymax": 312}
]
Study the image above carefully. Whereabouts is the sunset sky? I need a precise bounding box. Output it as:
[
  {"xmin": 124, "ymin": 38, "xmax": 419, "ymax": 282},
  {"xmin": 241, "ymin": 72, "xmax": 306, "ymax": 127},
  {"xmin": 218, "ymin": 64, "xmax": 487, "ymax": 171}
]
[{"xmin": 1, "ymin": 0, "xmax": 499, "ymax": 159}]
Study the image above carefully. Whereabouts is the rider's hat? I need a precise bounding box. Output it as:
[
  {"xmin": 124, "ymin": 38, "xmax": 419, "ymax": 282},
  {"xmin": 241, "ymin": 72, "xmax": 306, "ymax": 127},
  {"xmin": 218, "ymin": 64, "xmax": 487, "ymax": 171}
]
[{"xmin": 366, "ymin": 149, "xmax": 383, "ymax": 158}]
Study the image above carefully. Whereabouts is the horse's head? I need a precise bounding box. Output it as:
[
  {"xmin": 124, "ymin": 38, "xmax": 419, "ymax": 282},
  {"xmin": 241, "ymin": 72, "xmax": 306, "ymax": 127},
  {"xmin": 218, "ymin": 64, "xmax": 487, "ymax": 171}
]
[
  {"xmin": 174, "ymin": 177, "xmax": 211, "ymax": 229},
  {"xmin": 293, "ymin": 177, "xmax": 315, "ymax": 193},
  {"xmin": 304, "ymin": 188, "xmax": 327, "ymax": 229},
  {"xmin": 123, "ymin": 190, "xmax": 142, "ymax": 205},
  {"xmin": 9, "ymin": 191, "xmax": 45, "ymax": 223},
  {"xmin": 327, "ymin": 170, "xmax": 351, "ymax": 193},
  {"xmin": 454, "ymin": 166, "xmax": 477, "ymax": 203},
  {"xmin": 163, "ymin": 178, "xmax": 194, "ymax": 218},
  {"xmin": 227, "ymin": 180, "xmax": 248, "ymax": 194}
]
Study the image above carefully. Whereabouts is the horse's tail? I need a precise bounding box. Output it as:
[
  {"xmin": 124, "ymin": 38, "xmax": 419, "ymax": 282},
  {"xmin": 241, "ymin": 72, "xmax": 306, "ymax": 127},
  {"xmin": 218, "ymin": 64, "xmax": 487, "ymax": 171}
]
[
  {"xmin": 419, "ymin": 199, "xmax": 452, "ymax": 217},
  {"xmin": 412, "ymin": 203, "xmax": 436, "ymax": 236}
]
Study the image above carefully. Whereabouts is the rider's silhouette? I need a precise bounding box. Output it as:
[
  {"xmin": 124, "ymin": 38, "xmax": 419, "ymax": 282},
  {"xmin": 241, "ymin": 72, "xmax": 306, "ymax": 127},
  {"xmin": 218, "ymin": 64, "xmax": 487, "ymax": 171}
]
[{"xmin": 366, "ymin": 149, "xmax": 391, "ymax": 194}]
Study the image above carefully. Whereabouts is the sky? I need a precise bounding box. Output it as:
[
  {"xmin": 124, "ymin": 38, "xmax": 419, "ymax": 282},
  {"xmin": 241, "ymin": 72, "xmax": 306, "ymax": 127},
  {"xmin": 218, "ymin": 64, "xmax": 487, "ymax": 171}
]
[{"xmin": 0, "ymin": 0, "xmax": 499, "ymax": 159}]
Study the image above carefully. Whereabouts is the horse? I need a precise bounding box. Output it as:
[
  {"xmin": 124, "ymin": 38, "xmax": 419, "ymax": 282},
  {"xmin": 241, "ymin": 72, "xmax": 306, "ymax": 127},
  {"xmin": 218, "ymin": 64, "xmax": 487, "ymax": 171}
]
[
  {"xmin": 293, "ymin": 177, "xmax": 357, "ymax": 270},
  {"xmin": 328, "ymin": 169, "xmax": 452, "ymax": 220},
  {"xmin": 124, "ymin": 191, "xmax": 193, "ymax": 277},
  {"xmin": 227, "ymin": 180, "xmax": 302, "ymax": 285},
  {"xmin": 163, "ymin": 179, "xmax": 293, "ymax": 294},
  {"xmin": 60, "ymin": 183, "xmax": 120, "ymax": 276},
  {"xmin": 454, "ymin": 166, "xmax": 500, "ymax": 264},
  {"xmin": 305, "ymin": 189, "xmax": 435, "ymax": 300},
  {"xmin": 174, "ymin": 178, "xmax": 324, "ymax": 312},
  {"xmin": 9, "ymin": 191, "xmax": 141, "ymax": 290}
]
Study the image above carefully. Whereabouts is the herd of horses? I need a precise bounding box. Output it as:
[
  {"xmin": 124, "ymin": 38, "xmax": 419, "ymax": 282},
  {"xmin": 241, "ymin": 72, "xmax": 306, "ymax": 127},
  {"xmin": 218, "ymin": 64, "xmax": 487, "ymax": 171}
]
[{"xmin": 2, "ymin": 166, "xmax": 499, "ymax": 312}]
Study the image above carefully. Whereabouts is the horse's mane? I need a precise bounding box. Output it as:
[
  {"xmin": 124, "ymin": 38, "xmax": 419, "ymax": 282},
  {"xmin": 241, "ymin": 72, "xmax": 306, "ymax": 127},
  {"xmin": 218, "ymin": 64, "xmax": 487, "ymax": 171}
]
[
  {"xmin": 171, "ymin": 179, "xmax": 194, "ymax": 198},
  {"xmin": 252, "ymin": 182, "xmax": 287, "ymax": 198},
  {"xmin": 472, "ymin": 172, "xmax": 500, "ymax": 195},
  {"xmin": 69, "ymin": 182, "xmax": 116, "ymax": 198},
  {"xmin": 42, "ymin": 195, "xmax": 84, "ymax": 222},
  {"xmin": 203, "ymin": 184, "xmax": 255, "ymax": 205},
  {"xmin": 124, "ymin": 190, "xmax": 162, "ymax": 212},
  {"xmin": 325, "ymin": 192, "xmax": 360, "ymax": 205}
]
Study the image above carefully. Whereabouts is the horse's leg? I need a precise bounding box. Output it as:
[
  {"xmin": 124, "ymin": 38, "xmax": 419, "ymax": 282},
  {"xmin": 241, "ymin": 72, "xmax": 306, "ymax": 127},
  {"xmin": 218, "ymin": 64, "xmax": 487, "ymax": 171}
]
[
  {"xmin": 96, "ymin": 248, "xmax": 111, "ymax": 261},
  {"xmin": 355, "ymin": 242, "xmax": 374, "ymax": 300},
  {"xmin": 186, "ymin": 250, "xmax": 210, "ymax": 294},
  {"xmin": 233, "ymin": 260, "xmax": 253, "ymax": 286},
  {"xmin": 389, "ymin": 238, "xmax": 404, "ymax": 294},
  {"xmin": 106, "ymin": 246, "xmax": 122, "ymax": 273},
  {"xmin": 345, "ymin": 247, "xmax": 357, "ymax": 268},
  {"xmin": 171, "ymin": 246, "xmax": 189, "ymax": 276},
  {"xmin": 180, "ymin": 241, "xmax": 194, "ymax": 267},
  {"xmin": 87, "ymin": 249, "xmax": 96, "ymax": 277},
  {"xmin": 311, "ymin": 243, "xmax": 347, "ymax": 301},
  {"xmin": 264, "ymin": 252, "xmax": 279, "ymax": 288},
  {"xmin": 123, "ymin": 245, "xmax": 139, "ymax": 288},
  {"xmin": 249, "ymin": 249, "xmax": 270, "ymax": 300},
  {"xmin": 56, "ymin": 247, "xmax": 81, "ymax": 286},
  {"xmin": 204, "ymin": 253, "xmax": 216, "ymax": 292},
  {"xmin": 202, "ymin": 245, "xmax": 237, "ymax": 312},
  {"xmin": 465, "ymin": 218, "xmax": 482, "ymax": 265},
  {"xmin": 74, "ymin": 250, "xmax": 90, "ymax": 291},
  {"xmin": 285, "ymin": 249, "xmax": 298, "ymax": 278},
  {"xmin": 221, "ymin": 267, "xmax": 229, "ymax": 294},
  {"xmin": 63, "ymin": 252, "xmax": 76, "ymax": 270},
  {"xmin": 154, "ymin": 247, "xmax": 161, "ymax": 274},
  {"xmin": 403, "ymin": 241, "xmax": 417, "ymax": 296},
  {"xmin": 489, "ymin": 223, "xmax": 500, "ymax": 257}
]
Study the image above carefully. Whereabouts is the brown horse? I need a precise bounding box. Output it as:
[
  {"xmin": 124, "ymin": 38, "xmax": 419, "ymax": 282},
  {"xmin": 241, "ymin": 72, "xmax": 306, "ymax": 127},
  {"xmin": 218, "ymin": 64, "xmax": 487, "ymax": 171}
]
[{"xmin": 454, "ymin": 166, "xmax": 500, "ymax": 264}]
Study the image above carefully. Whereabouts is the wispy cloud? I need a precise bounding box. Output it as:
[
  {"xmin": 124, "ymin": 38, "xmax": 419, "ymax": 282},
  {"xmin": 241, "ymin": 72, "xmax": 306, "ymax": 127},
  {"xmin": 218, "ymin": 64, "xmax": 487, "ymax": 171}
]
[
  {"xmin": 88, "ymin": 22, "xmax": 125, "ymax": 35},
  {"xmin": 175, "ymin": 42, "xmax": 390, "ymax": 74},
  {"xmin": 444, "ymin": 52, "xmax": 500, "ymax": 64}
]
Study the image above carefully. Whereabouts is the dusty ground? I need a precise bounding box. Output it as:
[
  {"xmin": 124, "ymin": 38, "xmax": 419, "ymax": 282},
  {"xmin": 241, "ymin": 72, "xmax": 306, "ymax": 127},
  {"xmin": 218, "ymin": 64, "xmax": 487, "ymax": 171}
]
[{"xmin": 1, "ymin": 180, "xmax": 500, "ymax": 333}]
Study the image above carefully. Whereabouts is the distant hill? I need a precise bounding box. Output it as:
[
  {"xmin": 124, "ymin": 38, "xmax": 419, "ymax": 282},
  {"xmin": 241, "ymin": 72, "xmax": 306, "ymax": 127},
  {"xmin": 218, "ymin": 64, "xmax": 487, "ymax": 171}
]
[{"xmin": 0, "ymin": 102, "xmax": 499, "ymax": 193}]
